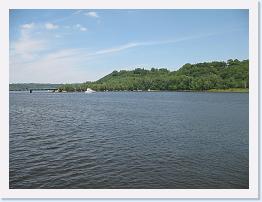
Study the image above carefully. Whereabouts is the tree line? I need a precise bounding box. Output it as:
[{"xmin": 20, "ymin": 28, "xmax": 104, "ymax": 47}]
[
  {"xmin": 9, "ymin": 83, "xmax": 61, "ymax": 91},
  {"xmin": 58, "ymin": 59, "xmax": 248, "ymax": 92}
]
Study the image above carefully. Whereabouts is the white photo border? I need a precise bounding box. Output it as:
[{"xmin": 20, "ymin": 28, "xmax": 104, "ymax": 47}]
[{"xmin": 0, "ymin": 0, "xmax": 259, "ymax": 199}]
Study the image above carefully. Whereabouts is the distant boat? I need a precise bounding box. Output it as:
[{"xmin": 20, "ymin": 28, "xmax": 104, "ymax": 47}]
[{"xmin": 85, "ymin": 88, "xmax": 95, "ymax": 93}]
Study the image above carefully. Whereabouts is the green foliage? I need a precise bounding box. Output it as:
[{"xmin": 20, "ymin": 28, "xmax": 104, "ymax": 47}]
[{"xmin": 57, "ymin": 59, "xmax": 249, "ymax": 92}]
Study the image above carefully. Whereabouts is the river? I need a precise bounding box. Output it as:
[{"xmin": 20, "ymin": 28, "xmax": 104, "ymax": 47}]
[{"xmin": 9, "ymin": 91, "xmax": 249, "ymax": 189}]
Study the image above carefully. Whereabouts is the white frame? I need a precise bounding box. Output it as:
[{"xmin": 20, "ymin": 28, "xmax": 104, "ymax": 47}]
[{"xmin": 0, "ymin": 0, "xmax": 258, "ymax": 199}]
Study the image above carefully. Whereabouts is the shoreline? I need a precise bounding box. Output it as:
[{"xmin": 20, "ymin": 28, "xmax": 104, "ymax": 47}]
[{"xmin": 9, "ymin": 88, "xmax": 249, "ymax": 93}]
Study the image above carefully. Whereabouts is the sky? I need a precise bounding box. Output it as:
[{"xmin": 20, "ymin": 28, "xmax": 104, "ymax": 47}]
[{"xmin": 9, "ymin": 9, "xmax": 248, "ymax": 83}]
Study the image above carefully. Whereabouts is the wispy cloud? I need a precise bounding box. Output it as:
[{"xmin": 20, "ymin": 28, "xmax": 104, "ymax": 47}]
[
  {"xmin": 73, "ymin": 10, "xmax": 82, "ymax": 15},
  {"xmin": 10, "ymin": 48, "xmax": 91, "ymax": 83},
  {"xmin": 20, "ymin": 23, "xmax": 35, "ymax": 29},
  {"xmin": 12, "ymin": 38, "xmax": 46, "ymax": 60},
  {"xmin": 93, "ymin": 30, "xmax": 238, "ymax": 55},
  {"xmin": 75, "ymin": 24, "xmax": 87, "ymax": 32},
  {"xmin": 45, "ymin": 23, "xmax": 59, "ymax": 30},
  {"xmin": 39, "ymin": 31, "xmax": 231, "ymax": 60},
  {"xmin": 92, "ymin": 40, "xmax": 181, "ymax": 55},
  {"xmin": 10, "ymin": 25, "xmax": 243, "ymax": 83},
  {"xmin": 95, "ymin": 43, "xmax": 138, "ymax": 55},
  {"xmin": 84, "ymin": 11, "xmax": 99, "ymax": 18},
  {"xmin": 11, "ymin": 27, "xmax": 237, "ymax": 64},
  {"xmin": 16, "ymin": 36, "xmax": 190, "ymax": 61},
  {"xmin": 12, "ymin": 22, "xmax": 47, "ymax": 60},
  {"xmin": 80, "ymin": 27, "xmax": 87, "ymax": 31},
  {"xmin": 53, "ymin": 11, "xmax": 78, "ymax": 23}
]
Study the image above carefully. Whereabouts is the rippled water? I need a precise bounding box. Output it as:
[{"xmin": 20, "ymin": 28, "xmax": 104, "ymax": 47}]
[{"xmin": 9, "ymin": 92, "xmax": 249, "ymax": 189}]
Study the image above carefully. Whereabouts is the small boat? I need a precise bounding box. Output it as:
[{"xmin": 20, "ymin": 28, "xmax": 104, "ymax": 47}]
[{"xmin": 85, "ymin": 88, "xmax": 96, "ymax": 93}]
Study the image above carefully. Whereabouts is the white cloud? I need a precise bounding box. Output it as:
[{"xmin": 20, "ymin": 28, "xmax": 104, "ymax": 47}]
[
  {"xmin": 84, "ymin": 11, "xmax": 99, "ymax": 18},
  {"xmin": 10, "ymin": 22, "xmax": 91, "ymax": 83},
  {"xmin": 75, "ymin": 24, "xmax": 87, "ymax": 32},
  {"xmin": 73, "ymin": 10, "xmax": 82, "ymax": 15},
  {"xmin": 45, "ymin": 23, "xmax": 59, "ymax": 30},
  {"xmin": 20, "ymin": 23, "xmax": 34, "ymax": 29},
  {"xmin": 11, "ymin": 23, "xmax": 47, "ymax": 60},
  {"xmin": 80, "ymin": 27, "xmax": 87, "ymax": 32}
]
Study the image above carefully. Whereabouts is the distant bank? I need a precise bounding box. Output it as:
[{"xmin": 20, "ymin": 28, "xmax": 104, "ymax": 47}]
[
  {"xmin": 9, "ymin": 87, "xmax": 248, "ymax": 93},
  {"xmin": 9, "ymin": 83, "xmax": 61, "ymax": 91},
  {"xmin": 10, "ymin": 59, "xmax": 249, "ymax": 93}
]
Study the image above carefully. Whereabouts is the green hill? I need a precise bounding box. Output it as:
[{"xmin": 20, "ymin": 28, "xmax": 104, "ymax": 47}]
[{"xmin": 59, "ymin": 59, "xmax": 248, "ymax": 92}]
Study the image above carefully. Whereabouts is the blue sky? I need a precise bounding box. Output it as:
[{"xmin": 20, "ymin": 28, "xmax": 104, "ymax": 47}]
[{"xmin": 9, "ymin": 9, "xmax": 248, "ymax": 83}]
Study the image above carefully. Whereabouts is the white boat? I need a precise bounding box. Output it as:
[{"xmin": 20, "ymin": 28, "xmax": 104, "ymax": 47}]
[{"xmin": 85, "ymin": 88, "xmax": 95, "ymax": 93}]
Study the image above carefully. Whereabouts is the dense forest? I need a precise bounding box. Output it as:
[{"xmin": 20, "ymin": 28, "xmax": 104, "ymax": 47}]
[{"xmin": 58, "ymin": 59, "xmax": 249, "ymax": 92}]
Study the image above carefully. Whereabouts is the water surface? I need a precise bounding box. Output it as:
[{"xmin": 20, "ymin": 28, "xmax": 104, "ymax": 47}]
[{"xmin": 9, "ymin": 92, "xmax": 249, "ymax": 189}]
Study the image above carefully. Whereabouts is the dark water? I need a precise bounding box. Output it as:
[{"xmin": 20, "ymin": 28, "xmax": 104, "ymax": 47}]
[{"xmin": 9, "ymin": 92, "xmax": 249, "ymax": 189}]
